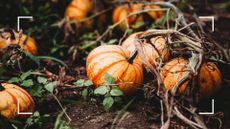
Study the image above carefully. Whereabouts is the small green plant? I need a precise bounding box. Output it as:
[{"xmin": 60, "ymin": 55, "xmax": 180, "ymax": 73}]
[
  {"xmin": 94, "ymin": 73, "xmax": 124, "ymax": 111},
  {"xmin": 8, "ymin": 71, "xmax": 57, "ymax": 97},
  {"xmin": 73, "ymin": 79, "xmax": 94, "ymax": 99},
  {"xmin": 9, "ymin": 70, "xmax": 34, "ymax": 87},
  {"xmin": 24, "ymin": 111, "xmax": 50, "ymax": 129}
]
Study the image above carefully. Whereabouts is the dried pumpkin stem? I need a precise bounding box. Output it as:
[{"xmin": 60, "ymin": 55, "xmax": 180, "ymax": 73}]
[
  {"xmin": 127, "ymin": 49, "xmax": 138, "ymax": 64},
  {"xmin": 0, "ymin": 83, "xmax": 5, "ymax": 91}
]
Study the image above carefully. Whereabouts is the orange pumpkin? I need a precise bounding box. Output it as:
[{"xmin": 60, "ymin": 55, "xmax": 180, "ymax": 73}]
[
  {"xmin": 112, "ymin": 4, "xmax": 143, "ymax": 30},
  {"xmin": 145, "ymin": 5, "xmax": 163, "ymax": 20},
  {"xmin": 122, "ymin": 32, "xmax": 169, "ymax": 67},
  {"xmin": 65, "ymin": 0, "xmax": 93, "ymax": 27},
  {"xmin": 86, "ymin": 45, "xmax": 143, "ymax": 95},
  {"xmin": 112, "ymin": 4, "xmax": 163, "ymax": 30},
  {"xmin": 160, "ymin": 58, "xmax": 189, "ymax": 94},
  {"xmin": 198, "ymin": 62, "xmax": 222, "ymax": 97},
  {"xmin": 0, "ymin": 83, "xmax": 35, "ymax": 119},
  {"xmin": 0, "ymin": 32, "xmax": 38, "ymax": 55},
  {"xmin": 161, "ymin": 58, "xmax": 222, "ymax": 97}
]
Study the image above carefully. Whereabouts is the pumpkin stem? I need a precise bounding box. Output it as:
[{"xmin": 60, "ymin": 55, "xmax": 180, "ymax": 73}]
[
  {"xmin": 127, "ymin": 49, "xmax": 138, "ymax": 64},
  {"xmin": 0, "ymin": 83, "xmax": 5, "ymax": 91}
]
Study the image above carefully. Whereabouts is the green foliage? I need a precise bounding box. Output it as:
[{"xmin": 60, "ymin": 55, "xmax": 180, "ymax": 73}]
[
  {"xmin": 24, "ymin": 111, "xmax": 50, "ymax": 129},
  {"xmin": 74, "ymin": 79, "xmax": 94, "ymax": 99},
  {"xmin": 94, "ymin": 73, "xmax": 124, "ymax": 111},
  {"xmin": 8, "ymin": 70, "xmax": 57, "ymax": 97}
]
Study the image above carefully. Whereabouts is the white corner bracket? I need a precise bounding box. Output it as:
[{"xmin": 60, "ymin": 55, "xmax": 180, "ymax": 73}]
[
  {"xmin": 17, "ymin": 16, "xmax": 33, "ymax": 31},
  {"xmin": 17, "ymin": 98, "xmax": 33, "ymax": 115},
  {"xmin": 199, "ymin": 99, "xmax": 215, "ymax": 115},
  {"xmin": 198, "ymin": 16, "xmax": 215, "ymax": 32}
]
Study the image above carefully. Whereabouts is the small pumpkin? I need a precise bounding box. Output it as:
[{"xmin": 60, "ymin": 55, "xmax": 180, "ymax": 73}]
[
  {"xmin": 122, "ymin": 32, "xmax": 170, "ymax": 67},
  {"xmin": 0, "ymin": 83, "xmax": 35, "ymax": 119},
  {"xmin": 160, "ymin": 58, "xmax": 222, "ymax": 97},
  {"xmin": 86, "ymin": 45, "xmax": 143, "ymax": 95},
  {"xmin": 112, "ymin": 4, "xmax": 163, "ymax": 30},
  {"xmin": 198, "ymin": 62, "xmax": 222, "ymax": 97},
  {"xmin": 0, "ymin": 32, "xmax": 38, "ymax": 55},
  {"xmin": 65, "ymin": 0, "xmax": 93, "ymax": 27}
]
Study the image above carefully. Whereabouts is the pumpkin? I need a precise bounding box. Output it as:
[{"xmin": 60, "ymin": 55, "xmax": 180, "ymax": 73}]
[
  {"xmin": 86, "ymin": 45, "xmax": 143, "ymax": 95},
  {"xmin": 198, "ymin": 62, "xmax": 222, "ymax": 97},
  {"xmin": 122, "ymin": 32, "xmax": 170, "ymax": 67},
  {"xmin": 160, "ymin": 58, "xmax": 189, "ymax": 94},
  {"xmin": 160, "ymin": 58, "xmax": 222, "ymax": 97},
  {"xmin": 112, "ymin": 4, "xmax": 163, "ymax": 30},
  {"xmin": 145, "ymin": 5, "xmax": 163, "ymax": 20},
  {"xmin": 65, "ymin": 0, "xmax": 93, "ymax": 27},
  {"xmin": 112, "ymin": 4, "xmax": 143, "ymax": 30},
  {"xmin": 0, "ymin": 32, "xmax": 38, "ymax": 55},
  {"xmin": 0, "ymin": 83, "xmax": 35, "ymax": 119}
]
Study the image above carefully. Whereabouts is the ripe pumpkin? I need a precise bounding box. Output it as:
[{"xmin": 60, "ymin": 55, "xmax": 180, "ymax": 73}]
[
  {"xmin": 0, "ymin": 32, "xmax": 38, "ymax": 55},
  {"xmin": 160, "ymin": 58, "xmax": 189, "ymax": 94},
  {"xmin": 65, "ymin": 0, "xmax": 93, "ymax": 27},
  {"xmin": 86, "ymin": 45, "xmax": 143, "ymax": 95},
  {"xmin": 160, "ymin": 58, "xmax": 222, "ymax": 97},
  {"xmin": 0, "ymin": 83, "xmax": 35, "ymax": 119},
  {"xmin": 112, "ymin": 4, "xmax": 163, "ymax": 30},
  {"xmin": 198, "ymin": 62, "xmax": 222, "ymax": 97},
  {"xmin": 112, "ymin": 4, "xmax": 143, "ymax": 30},
  {"xmin": 122, "ymin": 32, "xmax": 170, "ymax": 67}
]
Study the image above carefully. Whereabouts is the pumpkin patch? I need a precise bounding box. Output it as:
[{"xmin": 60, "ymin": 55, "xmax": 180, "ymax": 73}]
[{"xmin": 0, "ymin": 0, "xmax": 229, "ymax": 128}]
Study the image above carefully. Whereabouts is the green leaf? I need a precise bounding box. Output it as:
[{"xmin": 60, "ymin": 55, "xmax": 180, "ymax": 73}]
[
  {"xmin": 37, "ymin": 76, "xmax": 48, "ymax": 84},
  {"xmin": 20, "ymin": 71, "xmax": 32, "ymax": 80},
  {"xmin": 82, "ymin": 89, "xmax": 88, "ymax": 99},
  {"xmin": 45, "ymin": 82, "xmax": 57, "ymax": 93},
  {"xmin": 74, "ymin": 79, "xmax": 85, "ymax": 87},
  {"xmin": 21, "ymin": 79, "xmax": 34, "ymax": 87},
  {"xmin": 84, "ymin": 80, "xmax": 93, "ymax": 87},
  {"xmin": 110, "ymin": 87, "xmax": 123, "ymax": 96},
  {"xmin": 104, "ymin": 73, "xmax": 115, "ymax": 84},
  {"xmin": 103, "ymin": 97, "xmax": 114, "ymax": 111},
  {"xmin": 94, "ymin": 85, "xmax": 109, "ymax": 95},
  {"xmin": 29, "ymin": 85, "xmax": 45, "ymax": 97},
  {"xmin": 9, "ymin": 77, "xmax": 21, "ymax": 83}
]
